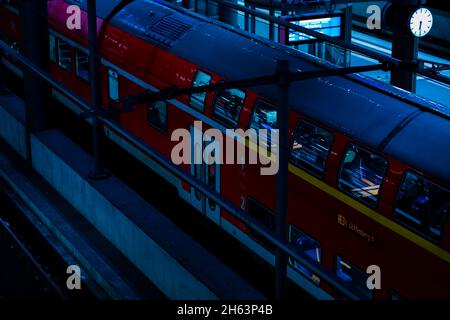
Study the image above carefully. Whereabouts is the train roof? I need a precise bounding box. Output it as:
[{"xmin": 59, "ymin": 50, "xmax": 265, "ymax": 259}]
[{"xmin": 64, "ymin": 0, "xmax": 450, "ymax": 184}]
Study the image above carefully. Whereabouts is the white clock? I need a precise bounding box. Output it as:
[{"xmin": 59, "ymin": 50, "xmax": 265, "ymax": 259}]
[{"xmin": 409, "ymin": 8, "xmax": 433, "ymax": 37}]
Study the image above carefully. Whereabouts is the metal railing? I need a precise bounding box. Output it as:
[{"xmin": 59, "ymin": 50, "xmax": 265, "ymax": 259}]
[
  {"xmin": 181, "ymin": 0, "xmax": 450, "ymax": 86},
  {"xmin": 0, "ymin": 0, "xmax": 378, "ymax": 300},
  {"xmin": 182, "ymin": 0, "xmax": 401, "ymax": 65}
]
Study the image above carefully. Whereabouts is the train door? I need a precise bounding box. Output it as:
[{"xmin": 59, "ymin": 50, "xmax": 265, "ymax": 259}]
[{"xmin": 190, "ymin": 125, "xmax": 221, "ymax": 225}]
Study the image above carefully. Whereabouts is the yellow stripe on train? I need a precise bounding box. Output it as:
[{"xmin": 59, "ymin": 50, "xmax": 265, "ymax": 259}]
[{"xmin": 288, "ymin": 164, "xmax": 450, "ymax": 264}]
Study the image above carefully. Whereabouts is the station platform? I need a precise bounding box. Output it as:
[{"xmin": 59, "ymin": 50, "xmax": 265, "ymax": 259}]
[
  {"xmin": 0, "ymin": 138, "xmax": 160, "ymax": 299},
  {"xmin": 352, "ymin": 1, "xmax": 450, "ymax": 59},
  {"xmin": 0, "ymin": 91, "xmax": 265, "ymax": 300},
  {"xmin": 351, "ymin": 30, "xmax": 450, "ymax": 108}
]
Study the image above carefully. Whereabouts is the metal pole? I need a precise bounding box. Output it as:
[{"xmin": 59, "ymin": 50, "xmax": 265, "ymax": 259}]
[
  {"xmin": 390, "ymin": 0, "xmax": 419, "ymax": 92},
  {"xmin": 218, "ymin": 0, "xmax": 237, "ymax": 26},
  {"xmin": 182, "ymin": 0, "xmax": 195, "ymax": 10},
  {"xmin": 0, "ymin": 40, "xmax": 369, "ymax": 299},
  {"xmin": 274, "ymin": 59, "xmax": 290, "ymax": 300},
  {"xmin": 87, "ymin": 0, "xmax": 108, "ymax": 179},
  {"xmin": 0, "ymin": 39, "xmax": 387, "ymax": 109},
  {"xmin": 102, "ymin": 115, "xmax": 370, "ymax": 300},
  {"xmin": 244, "ymin": 1, "xmax": 249, "ymax": 32},
  {"xmin": 250, "ymin": 5, "xmax": 256, "ymax": 34},
  {"xmin": 269, "ymin": 0, "xmax": 274, "ymax": 41},
  {"xmin": 18, "ymin": 0, "xmax": 50, "ymax": 163},
  {"xmin": 208, "ymin": 0, "xmax": 401, "ymax": 66},
  {"xmin": 19, "ymin": 0, "xmax": 50, "ymax": 132},
  {"xmin": 342, "ymin": 5, "xmax": 352, "ymax": 67},
  {"xmin": 0, "ymin": 61, "xmax": 7, "ymax": 95}
]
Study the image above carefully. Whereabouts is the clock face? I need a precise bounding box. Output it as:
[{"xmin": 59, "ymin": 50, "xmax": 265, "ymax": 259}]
[{"xmin": 409, "ymin": 8, "xmax": 433, "ymax": 37}]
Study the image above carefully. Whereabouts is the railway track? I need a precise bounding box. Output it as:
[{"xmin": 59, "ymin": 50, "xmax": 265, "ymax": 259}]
[
  {"xmin": 0, "ymin": 183, "xmax": 96, "ymax": 300},
  {"xmin": 0, "ymin": 216, "xmax": 66, "ymax": 299}
]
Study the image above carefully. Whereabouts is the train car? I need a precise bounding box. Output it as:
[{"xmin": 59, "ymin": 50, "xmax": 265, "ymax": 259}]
[{"xmin": 1, "ymin": 0, "xmax": 449, "ymax": 299}]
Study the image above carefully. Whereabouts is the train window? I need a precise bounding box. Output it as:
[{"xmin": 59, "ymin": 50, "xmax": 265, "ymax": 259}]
[
  {"xmin": 335, "ymin": 256, "xmax": 371, "ymax": 298},
  {"xmin": 338, "ymin": 144, "xmax": 388, "ymax": 207},
  {"xmin": 189, "ymin": 70, "xmax": 211, "ymax": 112},
  {"xmin": 288, "ymin": 226, "xmax": 321, "ymax": 285},
  {"xmin": 49, "ymin": 34, "xmax": 57, "ymax": 63},
  {"xmin": 247, "ymin": 198, "xmax": 275, "ymax": 251},
  {"xmin": 75, "ymin": 50, "xmax": 89, "ymax": 81},
  {"xmin": 249, "ymin": 100, "xmax": 278, "ymax": 151},
  {"xmin": 394, "ymin": 171, "xmax": 449, "ymax": 242},
  {"xmin": 290, "ymin": 120, "xmax": 333, "ymax": 177},
  {"xmin": 147, "ymin": 100, "xmax": 168, "ymax": 134},
  {"xmin": 212, "ymin": 88, "xmax": 245, "ymax": 128},
  {"xmin": 108, "ymin": 69, "xmax": 120, "ymax": 102},
  {"xmin": 56, "ymin": 38, "xmax": 72, "ymax": 71}
]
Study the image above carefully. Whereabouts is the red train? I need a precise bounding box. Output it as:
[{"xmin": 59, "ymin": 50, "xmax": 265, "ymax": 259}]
[{"xmin": 1, "ymin": 0, "xmax": 449, "ymax": 299}]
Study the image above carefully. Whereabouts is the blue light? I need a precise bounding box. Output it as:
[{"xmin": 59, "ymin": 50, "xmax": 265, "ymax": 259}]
[{"xmin": 289, "ymin": 16, "xmax": 342, "ymax": 42}]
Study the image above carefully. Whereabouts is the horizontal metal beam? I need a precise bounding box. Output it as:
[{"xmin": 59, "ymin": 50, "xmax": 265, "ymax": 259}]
[
  {"xmin": 0, "ymin": 38, "xmax": 369, "ymax": 300},
  {"xmin": 123, "ymin": 63, "xmax": 386, "ymax": 107},
  {"xmin": 102, "ymin": 118, "xmax": 372, "ymax": 300},
  {"xmin": 0, "ymin": 40, "xmax": 92, "ymax": 111},
  {"xmin": 419, "ymin": 71, "xmax": 450, "ymax": 86},
  {"xmin": 415, "ymin": 60, "xmax": 450, "ymax": 86},
  {"xmin": 200, "ymin": 0, "xmax": 444, "ymax": 87},
  {"xmin": 0, "ymin": 37, "xmax": 384, "ymax": 115},
  {"xmin": 192, "ymin": 0, "xmax": 402, "ymax": 66},
  {"xmin": 243, "ymin": 0, "xmax": 376, "ymax": 10}
]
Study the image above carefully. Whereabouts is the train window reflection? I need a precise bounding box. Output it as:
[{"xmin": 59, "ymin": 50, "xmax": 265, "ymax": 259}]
[
  {"xmin": 108, "ymin": 69, "xmax": 119, "ymax": 102},
  {"xmin": 147, "ymin": 100, "xmax": 168, "ymax": 134},
  {"xmin": 212, "ymin": 88, "xmax": 245, "ymax": 128},
  {"xmin": 190, "ymin": 70, "xmax": 211, "ymax": 112},
  {"xmin": 75, "ymin": 50, "xmax": 89, "ymax": 81},
  {"xmin": 338, "ymin": 144, "xmax": 388, "ymax": 207},
  {"xmin": 394, "ymin": 171, "xmax": 449, "ymax": 242},
  {"xmin": 56, "ymin": 38, "xmax": 72, "ymax": 72},
  {"xmin": 289, "ymin": 226, "xmax": 321, "ymax": 285},
  {"xmin": 335, "ymin": 256, "xmax": 371, "ymax": 298},
  {"xmin": 247, "ymin": 198, "xmax": 275, "ymax": 251},
  {"xmin": 290, "ymin": 120, "xmax": 333, "ymax": 177},
  {"xmin": 249, "ymin": 100, "xmax": 278, "ymax": 151},
  {"xmin": 49, "ymin": 34, "xmax": 57, "ymax": 63}
]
